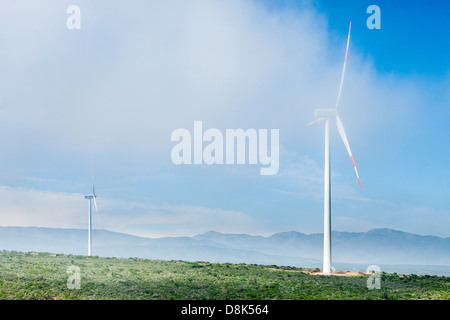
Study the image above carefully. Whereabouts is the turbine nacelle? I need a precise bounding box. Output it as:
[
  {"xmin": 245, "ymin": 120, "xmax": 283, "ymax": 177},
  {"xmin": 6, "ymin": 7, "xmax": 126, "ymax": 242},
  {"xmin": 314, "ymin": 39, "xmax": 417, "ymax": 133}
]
[{"xmin": 314, "ymin": 108, "xmax": 338, "ymax": 118}]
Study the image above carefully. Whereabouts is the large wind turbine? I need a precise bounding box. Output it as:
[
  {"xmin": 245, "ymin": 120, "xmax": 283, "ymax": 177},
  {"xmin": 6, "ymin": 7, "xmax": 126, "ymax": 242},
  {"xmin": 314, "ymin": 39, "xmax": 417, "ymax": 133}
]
[
  {"xmin": 84, "ymin": 183, "xmax": 99, "ymax": 257},
  {"xmin": 307, "ymin": 21, "xmax": 361, "ymax": 274}
]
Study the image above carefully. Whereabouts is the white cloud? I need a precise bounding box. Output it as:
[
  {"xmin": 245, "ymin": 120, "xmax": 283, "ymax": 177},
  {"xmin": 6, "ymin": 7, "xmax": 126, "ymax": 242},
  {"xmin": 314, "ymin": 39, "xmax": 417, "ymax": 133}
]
[
  {"xmin": 0, "ymin": 185, "xmax": 85, "ymax": 228},
  {"xmin": 97, "ymin": 199, "xmax": 261, "ymax": 238},
  {"xmin": 0, "ymin": 185, "xmax": 259, "ymax": 237},
  {"xmin": 0, "ymin": 0, "xmax": 445, "ymax": 239},
  {"xmin": 0, "ymin": 0, "xmax": 423, "ymax": 176}
]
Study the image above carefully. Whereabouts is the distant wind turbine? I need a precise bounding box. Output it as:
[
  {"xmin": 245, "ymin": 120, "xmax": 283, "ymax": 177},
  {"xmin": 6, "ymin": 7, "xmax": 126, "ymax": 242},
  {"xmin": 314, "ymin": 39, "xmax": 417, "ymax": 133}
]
[
  {"xmin": 84, "ymin": 180, "xmax": 99, "ymax": 257},
  {"xmin": 306, "ymin": 21, "xmax": 361, "ymax": 274}
]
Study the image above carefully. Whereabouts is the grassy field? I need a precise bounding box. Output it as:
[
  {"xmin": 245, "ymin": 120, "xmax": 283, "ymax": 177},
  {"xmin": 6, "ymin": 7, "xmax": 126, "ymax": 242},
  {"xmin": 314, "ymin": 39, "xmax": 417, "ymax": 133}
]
[{"xmin": 0, "ymin": 250, "xmax": 449, "ymax": 300}]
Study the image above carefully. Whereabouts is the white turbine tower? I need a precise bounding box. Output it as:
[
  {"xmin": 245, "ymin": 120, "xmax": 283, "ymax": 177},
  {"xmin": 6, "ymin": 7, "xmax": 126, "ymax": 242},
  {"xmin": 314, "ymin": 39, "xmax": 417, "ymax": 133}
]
[
  {"xmin": 85, "ymin": 182, "xmax": 99, "ymax": 257},
  {"xmin": 307, "ymin": 21, "xmax": 361, "ymax": 274}
]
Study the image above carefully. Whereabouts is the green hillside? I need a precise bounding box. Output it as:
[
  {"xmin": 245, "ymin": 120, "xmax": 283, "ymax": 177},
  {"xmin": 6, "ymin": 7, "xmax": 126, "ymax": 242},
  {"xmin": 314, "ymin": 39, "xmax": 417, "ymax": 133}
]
[{"xmin": 0, "ymin": 250, "xmax": 448, "ymax": 300}]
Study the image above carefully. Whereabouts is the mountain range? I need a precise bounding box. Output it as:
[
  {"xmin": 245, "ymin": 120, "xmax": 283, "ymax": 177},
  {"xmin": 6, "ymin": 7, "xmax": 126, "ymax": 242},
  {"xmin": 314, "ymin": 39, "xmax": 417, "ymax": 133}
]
[{"xmin": 1, "ymin": 226, "xmax": 449, "ymax": 275}]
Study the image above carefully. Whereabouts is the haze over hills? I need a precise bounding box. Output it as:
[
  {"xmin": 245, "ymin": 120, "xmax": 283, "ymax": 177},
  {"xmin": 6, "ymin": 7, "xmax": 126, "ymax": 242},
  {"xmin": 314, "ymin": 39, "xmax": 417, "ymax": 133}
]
[{"xmin": 1, "ymin": 226, "xmax": 449, "ymax": 275}]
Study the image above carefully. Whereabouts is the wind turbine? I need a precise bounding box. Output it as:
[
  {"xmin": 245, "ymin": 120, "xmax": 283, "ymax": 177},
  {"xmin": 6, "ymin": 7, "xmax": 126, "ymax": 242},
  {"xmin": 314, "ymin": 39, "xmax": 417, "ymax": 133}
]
[
  {"xmin": 306, "ymin": 21, "xmax": 361, "ymax": 274},
  {"xmin": 84, "ymin": 181, "xmax": 99, "ymax": 257}
]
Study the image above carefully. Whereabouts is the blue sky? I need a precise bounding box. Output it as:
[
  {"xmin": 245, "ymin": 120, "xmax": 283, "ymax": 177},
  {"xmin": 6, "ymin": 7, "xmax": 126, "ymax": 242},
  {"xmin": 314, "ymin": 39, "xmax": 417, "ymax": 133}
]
[{"xmin": 0, "ymin": 0, "xmax": 449, "ymax": 238}]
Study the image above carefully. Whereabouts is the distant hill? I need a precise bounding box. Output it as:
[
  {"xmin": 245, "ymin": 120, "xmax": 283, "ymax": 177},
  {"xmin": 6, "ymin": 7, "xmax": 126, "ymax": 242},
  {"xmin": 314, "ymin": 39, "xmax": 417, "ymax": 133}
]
[
  {"xmin": 194, "ymin": 228, "xmax": 450, "ymax": 266},
  {"xmin": 1, "ymin": 226, "xmax": 449, "ymax": 271}
]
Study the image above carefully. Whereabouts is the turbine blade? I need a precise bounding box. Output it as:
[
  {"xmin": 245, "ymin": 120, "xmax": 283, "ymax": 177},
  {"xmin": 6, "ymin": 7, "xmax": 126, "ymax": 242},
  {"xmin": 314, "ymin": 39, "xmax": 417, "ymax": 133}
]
[
  {"xmin": 336, "ymin": 115, "xmax": 361, "ymax": 189},
  {"xmin": 335, "ymin": 21, "xmax": 351, "ymax": 110},
  {"xmin": 93, "ymin": 196, "xmax": 100, "ymax": 223},
  {"xmin": 306, "ymin": 117, "xmax": 325, "ymax": 127}
]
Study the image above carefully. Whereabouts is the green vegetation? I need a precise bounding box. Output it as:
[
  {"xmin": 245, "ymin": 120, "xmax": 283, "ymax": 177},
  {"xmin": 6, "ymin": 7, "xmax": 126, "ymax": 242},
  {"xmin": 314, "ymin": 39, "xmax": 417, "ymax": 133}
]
[{"xmin": 0, "ymin": 250, "xmax": 448, "ymax": 300}]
